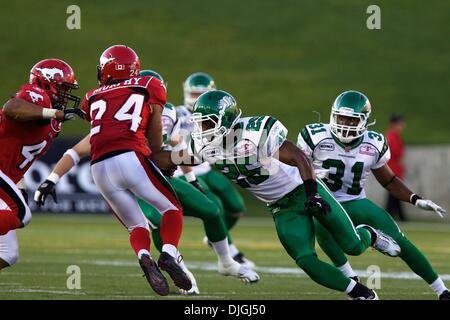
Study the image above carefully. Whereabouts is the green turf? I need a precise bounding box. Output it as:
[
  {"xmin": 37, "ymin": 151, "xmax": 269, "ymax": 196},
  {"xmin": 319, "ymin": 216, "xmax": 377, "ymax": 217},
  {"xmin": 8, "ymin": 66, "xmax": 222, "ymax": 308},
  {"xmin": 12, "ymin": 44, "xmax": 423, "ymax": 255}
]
[
  {"xmin": 0, "ymin": 214, "xmax": 449, "ymax": 300},
  {"xmin": 0, "ymin": 0, "xmax": 448, "ymax": 143}
]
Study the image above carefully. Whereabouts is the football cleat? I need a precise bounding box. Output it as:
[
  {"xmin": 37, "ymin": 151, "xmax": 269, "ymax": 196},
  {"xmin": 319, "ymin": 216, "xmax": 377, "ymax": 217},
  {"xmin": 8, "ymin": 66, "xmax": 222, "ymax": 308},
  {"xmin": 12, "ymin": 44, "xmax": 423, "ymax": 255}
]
[
  {"xmin": 439, "ymin": 290, "xmax": 450, "ymax": 300},
  {"xmin": 179, "ymin": 269, "xmax": 200, "ymax": 295},
  {"xmin": 139, "ymin": 254, "xmax": 169, "ymax": 296},
  {"xmin": 347, "ymin": 283, "xmax": 379, "ymax": 300},
  {"xmin": 233, "ymin": 252, "xmax": 256, "ymax": 269},
  {"xmin": 218, "ymin": 261, "xmax": 260, "ymax": 284},
  {"xmin": 358, "ymin": 224, "xmax": 401, "ymax": 257},
  {"xmin": 158, "ymin": 252, "xmax": 192, "ymax": 291},
  {"xmin": 350, "ymin": 276, "xmax": 360, "ymax": 283}
]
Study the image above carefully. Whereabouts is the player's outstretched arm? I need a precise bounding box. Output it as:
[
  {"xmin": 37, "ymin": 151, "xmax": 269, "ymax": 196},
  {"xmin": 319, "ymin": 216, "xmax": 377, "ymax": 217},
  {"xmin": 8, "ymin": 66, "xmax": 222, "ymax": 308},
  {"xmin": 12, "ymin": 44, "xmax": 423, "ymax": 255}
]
[
  {"xmin": 277, "ymin": 140, "xmax": 331, "ymax": 214},
  {"xmin": 372, "ymin": 164, "xmax": 446, "ymax": 217},
  {"xmin": 34, "ymin": 135, "xmax": 91, "ymax": 207},
  {"xmin": 3, "ymin": 98, "xmax": 83, "ymax": 122}
]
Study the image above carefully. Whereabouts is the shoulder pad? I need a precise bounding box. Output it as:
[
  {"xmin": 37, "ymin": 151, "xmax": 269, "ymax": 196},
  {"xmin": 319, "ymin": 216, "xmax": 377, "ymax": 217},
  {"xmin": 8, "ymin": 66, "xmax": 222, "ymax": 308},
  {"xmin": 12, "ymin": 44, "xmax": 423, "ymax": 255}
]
[{"xmin": 300, "ymin": 123, "xmax": 331, "ymax": 150}]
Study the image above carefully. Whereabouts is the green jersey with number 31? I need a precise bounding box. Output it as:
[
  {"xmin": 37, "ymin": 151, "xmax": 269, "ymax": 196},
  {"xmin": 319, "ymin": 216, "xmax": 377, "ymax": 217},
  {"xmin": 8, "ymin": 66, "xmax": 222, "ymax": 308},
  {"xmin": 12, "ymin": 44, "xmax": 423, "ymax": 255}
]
[{"xmin": 297, "ymin": 123, "xmax": 390, "ymax": 202}]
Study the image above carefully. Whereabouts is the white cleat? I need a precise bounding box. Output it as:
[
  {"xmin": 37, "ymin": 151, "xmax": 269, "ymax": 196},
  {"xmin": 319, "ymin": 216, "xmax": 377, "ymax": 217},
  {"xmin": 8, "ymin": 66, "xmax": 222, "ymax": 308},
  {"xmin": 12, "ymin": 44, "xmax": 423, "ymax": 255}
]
[
  {"xmin": 358, "ymin": 224, "xmax": 401, "ymax": 257},
  {"xmin": 179, "ymin": 269, "xmax": 200, "ymax": 295},
  {"xmin": 218, "ymin": 261, "xmax": 260, "ymax": 284}
]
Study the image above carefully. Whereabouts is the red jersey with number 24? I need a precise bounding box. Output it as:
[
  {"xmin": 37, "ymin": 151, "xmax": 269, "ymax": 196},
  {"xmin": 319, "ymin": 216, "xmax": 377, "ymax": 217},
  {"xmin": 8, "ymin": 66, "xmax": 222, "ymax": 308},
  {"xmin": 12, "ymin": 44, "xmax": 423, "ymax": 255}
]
[
  {"xmin": 0, "ymin": 84, "xmax": 61, "ymax": 184},
  {"xmin": 82, "ymin": 76, "xmax": 166, "ymax": 163}
]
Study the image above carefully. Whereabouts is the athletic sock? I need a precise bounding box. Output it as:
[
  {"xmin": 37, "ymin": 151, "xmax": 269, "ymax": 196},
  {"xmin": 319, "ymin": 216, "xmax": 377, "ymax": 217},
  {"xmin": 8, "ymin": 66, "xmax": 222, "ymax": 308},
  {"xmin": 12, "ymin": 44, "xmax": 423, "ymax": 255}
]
[
  {"xmin": 229, "ymin": 243, "xmax": 239, "ymax": 257},
  {"xmin": 211, "ymin": 238, "xmax": 234, "ymax": 266},
  {"xmin": 430, "ymin": 277, "xmax": 448, "ymax": 296},
  {"xmin": 162, "ymin": 244, "xmax": 178, "ymax": 258},
  {"xmin": 160, "ymin": 209, "xmax": 183, "ymax": 247},
  {"xmin": 338, "ymin": 261, "xmax": 358, "ymax": 278},
  {"xmin": 345, "ymin": 279, "xmax": 357, "ymax": 294},
  {"xmin": 129, "ymin": 227, "xmax": 151, "ymax": 259}
]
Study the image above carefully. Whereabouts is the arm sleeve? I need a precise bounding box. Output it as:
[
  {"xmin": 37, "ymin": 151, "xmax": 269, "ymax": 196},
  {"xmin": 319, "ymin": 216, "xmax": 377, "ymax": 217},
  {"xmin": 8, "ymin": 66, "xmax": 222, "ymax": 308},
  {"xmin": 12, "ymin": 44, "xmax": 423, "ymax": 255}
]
[
  {"xmin": 372, "ymin": 137, "xmax": 391, "ymax": 169},
  {"xmin": 296, "ymin": 127, "xmax": 314, "ymax": 159},
  {"xmin": 259, "ymin": 118, "xmax": 288, "ymax": 159},
  {"xmin": 14, "ymin": 85, "xmax": 50, "ymax": 108},
  {"xmin": 147, "ymin": 78, "xmax": 167, "ymax": 108},
  {"xmin": 81, "ymin": 94, "xmax": 91, "ymax": 121}
]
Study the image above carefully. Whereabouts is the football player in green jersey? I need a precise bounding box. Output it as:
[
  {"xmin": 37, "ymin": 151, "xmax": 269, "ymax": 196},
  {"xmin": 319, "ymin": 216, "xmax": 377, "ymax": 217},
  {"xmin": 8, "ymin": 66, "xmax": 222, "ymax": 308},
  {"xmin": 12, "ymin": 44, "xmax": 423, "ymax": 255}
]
[
  {"xmin": 157, "ymin": 89, "xmax": 406, "ymax": 299},
  {"xmin": 175, "ymin": 72, "xmax": 253, "ymax": 268},
  {"xmin": 297, "ymin": 90, "xmax": 449, "ymax": 300}
]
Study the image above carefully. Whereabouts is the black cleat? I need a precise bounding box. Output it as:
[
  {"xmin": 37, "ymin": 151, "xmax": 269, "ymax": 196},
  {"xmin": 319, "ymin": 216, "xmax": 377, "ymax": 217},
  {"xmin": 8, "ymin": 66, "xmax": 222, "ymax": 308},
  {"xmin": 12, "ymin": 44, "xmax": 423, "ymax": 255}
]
[
  {"xmin": 350, "ymin": 276, "xmax": 360, "ymax": 283},
  {"xmin": 139, "ymin": 254, "xmax": 169, "ymax": 296},
  {"xmin": 439, "ymin": 290, "xmax": 450, "ymax": 300},
  {"xmin": 348, "ymin": 283, "xmax": 378, "ymax": 300},
  {"xmin": 158, "ymin": 252, "xmax": 192, "ymax": 291}
]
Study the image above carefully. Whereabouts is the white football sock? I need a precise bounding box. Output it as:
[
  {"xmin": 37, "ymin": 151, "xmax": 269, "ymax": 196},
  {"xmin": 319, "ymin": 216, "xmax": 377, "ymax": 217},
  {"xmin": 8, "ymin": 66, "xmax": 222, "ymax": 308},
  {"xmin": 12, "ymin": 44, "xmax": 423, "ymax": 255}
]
[
  {"xmin": 430, "ymin": 277, "xmax": 448, "ymax": 295},
  {"xmin": 211, "ymin": 238, "xmax": 234, "ymax": 266},
  {"xmin": 228, "ymin": 243, "xmax": 239, "ymax": 257},
  {"xmin": 345, "ymin": 279, "xmax": 357, "ymax": 294},
  {"xmin": 137, "ymin": 249, "xmax": 150, "ymax": 260},
  {"xmin": 338, "ymin": 261, "xmax": 358, "ymax": 278},
  {"xmin": 162, "ymin": 244, "xmax": 178, "ymax": 258}
]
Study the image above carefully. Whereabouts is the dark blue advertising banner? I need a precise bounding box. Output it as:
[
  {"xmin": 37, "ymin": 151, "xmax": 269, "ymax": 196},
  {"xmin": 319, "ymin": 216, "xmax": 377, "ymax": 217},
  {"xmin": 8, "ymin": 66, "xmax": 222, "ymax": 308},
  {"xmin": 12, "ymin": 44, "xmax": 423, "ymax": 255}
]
[{"xmin": 24, "ymin": 138, "xmax": 110, "ymax": 213}]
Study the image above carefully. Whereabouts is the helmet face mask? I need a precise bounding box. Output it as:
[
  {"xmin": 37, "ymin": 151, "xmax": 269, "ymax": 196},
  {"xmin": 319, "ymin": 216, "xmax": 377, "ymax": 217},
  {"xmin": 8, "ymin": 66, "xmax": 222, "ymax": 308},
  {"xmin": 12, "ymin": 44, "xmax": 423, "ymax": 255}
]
[
  {"xmin": 329, "ymin": 90, "xmax": 374, "ymax": 144},
  {"xmin": 191, "ymin": 90, "xmax": 241, "ymax": 149},
  {"xmin": 183, "ymin": 72, "xmax": 216, "ymax": 111}
]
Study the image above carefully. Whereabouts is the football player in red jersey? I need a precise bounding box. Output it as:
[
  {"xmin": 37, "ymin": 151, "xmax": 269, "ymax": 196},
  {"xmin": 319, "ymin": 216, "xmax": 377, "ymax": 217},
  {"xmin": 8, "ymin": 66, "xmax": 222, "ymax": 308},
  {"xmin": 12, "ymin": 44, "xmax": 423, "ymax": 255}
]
[
  {"xmin": 82, "ymin": 45, "xmax": 191, "ymax": 296},
  {"xmin": 0, "ymin": 58, "xmax": 84, "ymax": 270}
]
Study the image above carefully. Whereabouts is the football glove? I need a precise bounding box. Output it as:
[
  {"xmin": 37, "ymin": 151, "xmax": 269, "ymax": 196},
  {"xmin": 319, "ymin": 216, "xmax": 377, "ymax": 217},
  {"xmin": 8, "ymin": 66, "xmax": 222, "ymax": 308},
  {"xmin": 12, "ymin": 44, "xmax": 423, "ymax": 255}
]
[
  {"xmin": 303, "ymin": 179, "xmax": 331, "ymax": 215},
  {"xmin": 34, "ymin": 180, "xmax": 58, "ymax": 207},
  {"xmin": 62, "ymin": 108, "xmax": 85, "ymax": 121},
  {"xmin": 415, "ymin": 199, "xmax": 446, "ymax": 218}
]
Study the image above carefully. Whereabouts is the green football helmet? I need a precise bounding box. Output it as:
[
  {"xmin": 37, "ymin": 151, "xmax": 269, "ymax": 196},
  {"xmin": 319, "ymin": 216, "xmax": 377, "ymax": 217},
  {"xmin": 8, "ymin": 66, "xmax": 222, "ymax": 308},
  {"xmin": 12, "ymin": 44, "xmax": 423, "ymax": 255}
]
[
  {"xmin": 330, "ymin": 90, "xmax": 375, "ymax": 143},
  {"xmin": 139, "ymin": 69, "xmax": 166, "ymax": 87},
  {"xmin": 191, "ymin": 90, "xmax": 242, "ymax": 148},
  {"xmin": 183, "ymin": 72, "xmax": 216, "ymax": 111}
]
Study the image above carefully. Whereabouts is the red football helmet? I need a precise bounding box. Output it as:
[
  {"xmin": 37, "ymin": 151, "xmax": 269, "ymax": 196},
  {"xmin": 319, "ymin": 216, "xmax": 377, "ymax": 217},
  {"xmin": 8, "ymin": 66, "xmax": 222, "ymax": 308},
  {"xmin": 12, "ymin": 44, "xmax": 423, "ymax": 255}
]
[
  {"xmin": 97, "ymin": 45, "xmax": 140, "ymax": 86},
  {"xmin": 29, "ymin": 58, "xmax": 80, "ymax": 109}
]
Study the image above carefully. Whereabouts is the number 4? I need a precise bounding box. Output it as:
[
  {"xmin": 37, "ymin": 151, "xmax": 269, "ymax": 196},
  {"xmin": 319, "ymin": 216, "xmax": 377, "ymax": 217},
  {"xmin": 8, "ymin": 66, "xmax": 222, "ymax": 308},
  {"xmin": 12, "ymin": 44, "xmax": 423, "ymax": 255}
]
[{"xmin": 114, "ymin": 94, "xmax": 144, "ymax": 132}]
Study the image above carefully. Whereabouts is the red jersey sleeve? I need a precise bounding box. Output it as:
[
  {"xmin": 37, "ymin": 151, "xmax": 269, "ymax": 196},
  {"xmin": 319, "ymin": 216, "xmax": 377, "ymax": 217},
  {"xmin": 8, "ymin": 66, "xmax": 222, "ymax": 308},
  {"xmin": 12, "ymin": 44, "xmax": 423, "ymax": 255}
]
[
  {"xmin": 82, "ymin": 93, "xmax": 91, "ymax": 122},
  {"xmin": 13, "ymin": 84, "xmax": 51, "ymax": 108},
  {"xmin": 145, "ymin": 77, "xmax": 167, "ymax": 108}
]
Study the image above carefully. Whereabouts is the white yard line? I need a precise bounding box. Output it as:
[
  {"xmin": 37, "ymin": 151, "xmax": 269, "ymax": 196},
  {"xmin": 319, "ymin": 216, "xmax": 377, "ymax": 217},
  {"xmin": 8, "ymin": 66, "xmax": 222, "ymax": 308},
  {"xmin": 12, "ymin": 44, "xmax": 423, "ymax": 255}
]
[{"xmin": 79, "ymin": 259, "xmax": 450, "ymax": 281}]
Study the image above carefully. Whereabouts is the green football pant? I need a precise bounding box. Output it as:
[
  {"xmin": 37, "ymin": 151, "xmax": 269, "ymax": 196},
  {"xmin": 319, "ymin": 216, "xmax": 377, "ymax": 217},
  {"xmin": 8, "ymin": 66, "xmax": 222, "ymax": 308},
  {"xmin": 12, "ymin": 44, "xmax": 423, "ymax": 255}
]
[
  {"xmin": 268, "ymin": 182, "xmax": 372, "ymax": 292},
  {"xmin": 198, "ymin": 170, "xmax": 245, "ymax": 231},
  {"xmin": 315, "ymin": 198, "xmax": 439, "ymax": 284},
  {"xmin": 137, "ymin": 177, "xmax": 229, "ymax": 252}
]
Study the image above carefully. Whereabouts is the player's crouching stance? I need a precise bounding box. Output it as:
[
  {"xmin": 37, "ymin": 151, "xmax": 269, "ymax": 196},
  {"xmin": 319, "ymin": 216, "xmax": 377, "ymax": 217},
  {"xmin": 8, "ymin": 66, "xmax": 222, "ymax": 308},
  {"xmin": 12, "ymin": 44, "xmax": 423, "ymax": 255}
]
[
  {"xmin": 0, "ymin": 59, "xmax": 83, "ymax": 270},
  {"xmin": 72, "ymin": 45, "xmax": 190, "ymax": 296},
  {"xmin": 298, "ymin": 90, "xmax": 449, "ymax": 300},
  {"xmin": 158, "ymin": 90, "xmax": 401, "ymax": 300}
]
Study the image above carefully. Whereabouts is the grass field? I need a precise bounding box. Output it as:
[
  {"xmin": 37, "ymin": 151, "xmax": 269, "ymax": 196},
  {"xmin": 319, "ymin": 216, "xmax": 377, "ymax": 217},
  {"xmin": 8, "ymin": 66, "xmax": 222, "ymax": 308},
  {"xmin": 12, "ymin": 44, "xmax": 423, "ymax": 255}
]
[{"xmin": 1, "ymin": 214, "xmax": 449, "ymax": 300}]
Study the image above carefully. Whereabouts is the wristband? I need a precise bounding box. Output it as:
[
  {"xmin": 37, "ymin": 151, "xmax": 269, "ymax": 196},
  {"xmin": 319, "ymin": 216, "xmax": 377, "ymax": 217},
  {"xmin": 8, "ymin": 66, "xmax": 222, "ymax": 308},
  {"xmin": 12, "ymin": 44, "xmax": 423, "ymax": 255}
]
[
  {"xmin": 410, "ymin": 194, "xmax": 422, "ymax": 205},
  {"xmin": 47, "ymin": 172, "xmax": 60, "ymax": 184},
  {"xmin": 184, "ymin": 171, "xmax": 196, "ymax": 183},
  {"xmin": 303, "ymin": 179, "xmax": 318, "ymax": 197},
  {"xmin": 64, "ymin": 148, "xmax": 81, "ymax": 165},
  {"xmin": 42, "ymin": 108, "xmax": 57, "ymax": 119}
]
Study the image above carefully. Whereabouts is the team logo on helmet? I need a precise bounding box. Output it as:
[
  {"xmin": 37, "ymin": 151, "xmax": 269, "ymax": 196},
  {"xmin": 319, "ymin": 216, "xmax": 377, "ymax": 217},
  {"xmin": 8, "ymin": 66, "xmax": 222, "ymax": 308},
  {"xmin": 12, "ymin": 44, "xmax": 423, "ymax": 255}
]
[
  {"xmin": 26, "ymin": 90, "xmax": 44, "ymax": 103},
  {"xmin": 218, "ymin": 95, "xmax": 234, "ymax": 111},
  {"xmin": 35, "ymin": 67, "xmax": 64, "ymax": 81}
]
